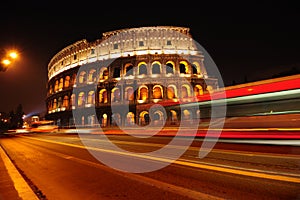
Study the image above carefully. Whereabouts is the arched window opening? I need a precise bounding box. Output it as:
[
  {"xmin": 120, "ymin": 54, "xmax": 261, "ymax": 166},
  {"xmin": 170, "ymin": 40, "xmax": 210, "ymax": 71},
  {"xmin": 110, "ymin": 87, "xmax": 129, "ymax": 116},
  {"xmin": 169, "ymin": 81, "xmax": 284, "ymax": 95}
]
[
  {"xmin": 111, "ymin": 87, "xmax": 121, "ymax": 102},
  {"xmin": 88, "ymin": 69, "xmax": 96, "ymax": 83},
  {"xmin": 125, "ymin": 87, "xmax": 134, "ymax": 101},
  {"xmin": 79, "ymin": 71, "xmax": 86, "ymax": 84},
  {"xmin": 99, "ymin": 89, "xmax": 108, "ymax": 103},
  {"xmin": 193, "ymin": 62, "xmax": 201, "ymax": 74},
  {"xmin": 49, "ymin": 85, "xmax": 53, "ymax": 94},
  {"xmin": 166, "ymin": 62, "xmax": 174, "ymax": 74},
  {"xmin": 78, "ymin": 92, "xmax": 85, "ymax": 107},
  {"xmin": 64, "ymin": 76, "xmax": 70, "ymax": 88},
  {"xmin": 58, "ymin": 78, "xmax": 64, "ymax": 90},
  {"xmin": 54, "ymin": 80, "xmax": 59, "ymax": 92},
  {"xmin": 152, "ymin": 63, "xmax": 161, "ymax": 74},
  {"xmin": 181, "ymin": 85, "xmax": 190, "ymax": 98},
  {"xmin": 139, "ymin": 111, "xmax": 150, "ymax": 126},
  {"xmin": 152, "ymin": 110, "xmax": 165, "ymax": 126},
  {"xmin": 183, "ymin": 109, "xmax": 191, "ymax": 121},
  {"xmin": 194, "ymin": 85, "xmax": 203, "ymax": 97},
  {"xmin": 179, "ymin": 61, "xmax": 189, "ymax": 74},
  {"xmin": 170, "ymin": 110, "xmax": 178, "ymax": 125},
  {"xmin": 126, "ymin": 112, "xmax": 135, "ymax": 126},
  {"xmin": 99, "ymin": 67, "xmax": 108, "ymax": 81},
  {"xmin": 206, "ymin": 85, "xmax": 214, "ymax": 93},
  {"xmin": 152, "ymin": 85, "xmax": 163, "ymax": 99},
  {"xmin": 139, "ymin": 64, "xmax": 147, "ymax": 75},
  {"xmin": 53, "ymin": 99, "xmax": 57, "ymax": 110},
  {"xmin": 138, "ymin": 86, "xmax": 148, "ymax": 101},
  {"xmin": 167, "ymin": 85, "xmax": 177, "ymax": 99},
  {"xmin": 63, "ymin": 95, "xmax": 69, "ymax": 108},
  {"xmin": 179, "ymin": 63, "xmax": 186, "ymax": 74},
  {"xmin": 125, "ymin": 64, "xmax": 134, "ymax": 76},
  {"xmin": 87, "ymin": 91, "xmax": 95, "ymax": 104}
]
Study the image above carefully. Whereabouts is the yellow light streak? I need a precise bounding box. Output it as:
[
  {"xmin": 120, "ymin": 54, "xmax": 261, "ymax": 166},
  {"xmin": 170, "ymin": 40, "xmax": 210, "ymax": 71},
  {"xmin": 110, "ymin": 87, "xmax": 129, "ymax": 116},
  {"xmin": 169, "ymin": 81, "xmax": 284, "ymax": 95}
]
[{"xmin": 21, "ymin": 136, "xmax": 300, "ymax": 183}]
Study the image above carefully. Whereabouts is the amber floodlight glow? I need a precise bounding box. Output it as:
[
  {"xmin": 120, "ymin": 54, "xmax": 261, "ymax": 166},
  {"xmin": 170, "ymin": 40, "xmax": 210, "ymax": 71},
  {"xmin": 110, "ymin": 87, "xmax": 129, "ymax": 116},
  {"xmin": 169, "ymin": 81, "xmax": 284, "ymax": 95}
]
[
  {"xmin": 9, "ymin": 51, "xmax": 18, "ymax": 59},
  {"xmin": 2, "ymin": 59, "xmax": 11, "ymax": 66},
  {"xmin": 0, "ymin": 49, "xmax": 19, "ymax": 71}
]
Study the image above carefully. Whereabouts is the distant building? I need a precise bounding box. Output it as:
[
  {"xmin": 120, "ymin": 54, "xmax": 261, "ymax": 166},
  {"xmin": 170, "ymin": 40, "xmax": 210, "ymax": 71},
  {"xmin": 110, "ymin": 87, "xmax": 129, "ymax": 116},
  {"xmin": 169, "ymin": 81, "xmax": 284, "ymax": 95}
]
[{"xmin": 45, "ymin": 26, "xmax": 218, "ymax": 128}]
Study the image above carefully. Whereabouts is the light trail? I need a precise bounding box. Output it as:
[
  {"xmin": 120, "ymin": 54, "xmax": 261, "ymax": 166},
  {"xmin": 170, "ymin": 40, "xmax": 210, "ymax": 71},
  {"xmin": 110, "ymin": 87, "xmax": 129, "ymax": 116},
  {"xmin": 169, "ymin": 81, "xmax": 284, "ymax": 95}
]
[{"xmin": 20, "ymin": 135, "xmax": 300, "ymax": 183}]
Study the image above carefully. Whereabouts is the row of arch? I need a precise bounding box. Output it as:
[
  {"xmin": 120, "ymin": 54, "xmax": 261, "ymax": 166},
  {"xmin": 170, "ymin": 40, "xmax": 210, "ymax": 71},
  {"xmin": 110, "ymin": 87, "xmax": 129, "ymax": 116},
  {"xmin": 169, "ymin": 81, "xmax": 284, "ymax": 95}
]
[
  {"xmin": 70, "ymin": 108, "xmax": 200, "ymax": 128},
  {"xmin": 47, "ymin": 83, "xmax": 211, "ymax": 113},
  {"xmin": 48, "ymin": 60, "xmax": 205, "ymax": 95}
]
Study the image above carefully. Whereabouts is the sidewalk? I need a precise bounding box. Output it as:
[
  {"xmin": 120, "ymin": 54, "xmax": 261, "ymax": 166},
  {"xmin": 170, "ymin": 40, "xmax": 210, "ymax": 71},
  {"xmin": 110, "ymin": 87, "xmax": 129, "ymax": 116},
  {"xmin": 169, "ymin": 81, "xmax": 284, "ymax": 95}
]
[{"xmin": 0, "ymin": 140, "xmax": 39, "ymax": 200}]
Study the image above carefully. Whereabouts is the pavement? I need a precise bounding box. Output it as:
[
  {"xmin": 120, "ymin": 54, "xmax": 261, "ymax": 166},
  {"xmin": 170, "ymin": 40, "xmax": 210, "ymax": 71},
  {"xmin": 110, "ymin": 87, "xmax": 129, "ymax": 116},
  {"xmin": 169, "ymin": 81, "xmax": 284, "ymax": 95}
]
[
  {"xmin": 1, "ymin": 117, "xmax": 300, "ymax": 200},
  {"xmin": 0, "ymin": 136, "xmax": 39, "ymax": 200}
]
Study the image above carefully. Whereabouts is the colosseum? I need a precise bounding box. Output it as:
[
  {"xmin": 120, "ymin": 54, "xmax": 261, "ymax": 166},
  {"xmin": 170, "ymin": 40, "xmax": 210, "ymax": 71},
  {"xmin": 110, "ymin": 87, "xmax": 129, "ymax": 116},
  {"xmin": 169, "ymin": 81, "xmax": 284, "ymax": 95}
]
[{"xmin": 45, "ymin": 26, "xmax": 218, "ymax": 128}]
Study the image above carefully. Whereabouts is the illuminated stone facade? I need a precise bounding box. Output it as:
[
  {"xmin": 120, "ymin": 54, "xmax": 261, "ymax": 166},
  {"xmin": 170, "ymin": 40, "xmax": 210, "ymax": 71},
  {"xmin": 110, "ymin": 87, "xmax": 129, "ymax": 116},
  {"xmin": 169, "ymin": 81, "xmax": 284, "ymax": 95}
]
[{"xmin": 45, "ymin": 26, "xmax": 218, "ymax": 127}]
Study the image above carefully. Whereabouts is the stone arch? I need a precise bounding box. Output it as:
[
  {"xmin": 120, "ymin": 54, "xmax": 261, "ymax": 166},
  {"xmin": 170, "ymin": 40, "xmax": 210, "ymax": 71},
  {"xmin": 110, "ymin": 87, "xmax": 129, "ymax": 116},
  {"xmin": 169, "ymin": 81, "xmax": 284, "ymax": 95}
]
[
  {"xmin": 170, "ymin": 110, "xmax": 178, "ymax": 125},
  {"xmin": 165, "ymin": 61, "xmax": 175, "ymax": 75},
  {"xmin": 99, "ymin": 89, "xmax": 108, "ymax": 103},
  {"xmin": 181, "ymin": 84, "xmax": 191, "ymax": 98},
  {"xmin": 167, "ymin": 85, "xmax": 177, "ymax": 99},
  {"xmin": 64, "ymin": 76, "xmax": 70, "ymax": 88},
  {"xmin": 111, "ymin": 87, "xmax": 121, "ymax": 102},
  {"xmin": 79, "ymin": 71, "xmax": 87, "ymax": 84},
  {"xmin": 194, "ymin": 84, "xmax": 203, "ymax": 96},
  {"xmin": 124, "ymin": 63, "xmax": 134, "ymax": 76},
  {"xmin": 151, "ymin": 61, "xmax": 161, "ymax": 75},
  {"xmin": 54, "ymin": 80, "xmax": 59, "ymax": 92},
  {"xmin": 63, "ymin": 95, "xmax": 69, "ymax": 108},
  {"xmin": 125, "ymin": 86, "xmax": 134, "ymax": 101},
  {"xmin": 126, "ymin": 112, "xmax": 135, "ymax": 126},
  {"xmin": 78, "ymin": 92, "xmax": 85, "ymax": 107},
  {"xmin": 59, "ymin": 78, "xmax": 64, "ymax": 90},
  {"xmin": 139, "ymin": 111, "xmax": 150, "ymax": 126},
  {"xmin": 99, "ymin": 67, "xmax": 108, "ymax": 81},
  {"xmin": 138, "ymin": 85, "xmax": 148, "ymax": 102},
  {"xmin": 152, "ymin": 85, "xmax": 163, "ymax": 99},
  {"xmin": 88, "ymin": 69, "xmax": 97, "ymax": 82},
  {"xmin": 179, "ymin": 61, "xmax": 189, "ymax": 74},
  {"xmin": 87, "ymin": 91, "xmax": 95, "ymax": 104},
  {"xmin": 192, "ymin": 61, "xmax": 201, "ymax": 75},
  {"xmin": 138, "ymin": 62, "xmax": 147, "ymax": 75}
]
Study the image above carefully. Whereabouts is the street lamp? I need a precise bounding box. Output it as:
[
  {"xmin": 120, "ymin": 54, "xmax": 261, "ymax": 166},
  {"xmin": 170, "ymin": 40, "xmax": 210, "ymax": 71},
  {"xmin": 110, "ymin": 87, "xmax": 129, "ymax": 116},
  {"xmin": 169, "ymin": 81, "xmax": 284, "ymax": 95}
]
[{"xmin": 0, "ymin": 49, "xmax": 19, "ymax": 72}]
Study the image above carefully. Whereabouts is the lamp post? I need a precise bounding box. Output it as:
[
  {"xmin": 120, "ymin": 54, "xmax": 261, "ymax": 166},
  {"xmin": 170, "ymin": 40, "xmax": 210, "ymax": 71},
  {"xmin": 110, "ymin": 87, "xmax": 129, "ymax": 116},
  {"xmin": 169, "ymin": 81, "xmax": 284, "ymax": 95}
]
[{"xmin": 0, "ymin": 49, "xmax": 19, "ymax": 72}]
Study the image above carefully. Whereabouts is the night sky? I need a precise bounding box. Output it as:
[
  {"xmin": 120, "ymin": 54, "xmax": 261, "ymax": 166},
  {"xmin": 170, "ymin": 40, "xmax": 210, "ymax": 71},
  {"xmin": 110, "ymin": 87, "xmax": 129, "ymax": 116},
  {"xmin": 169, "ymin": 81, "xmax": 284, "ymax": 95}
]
[{"xmin": 0, "ymin": 1, "xmax": 299, "ymax": 115}]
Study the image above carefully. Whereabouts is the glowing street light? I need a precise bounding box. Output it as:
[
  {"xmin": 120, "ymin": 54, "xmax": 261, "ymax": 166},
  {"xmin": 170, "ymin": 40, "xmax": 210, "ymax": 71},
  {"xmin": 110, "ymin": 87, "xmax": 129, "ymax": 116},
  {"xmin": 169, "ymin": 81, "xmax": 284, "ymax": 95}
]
[
  {"xmin": 8, "ymin": 51, "xmax": 18, "ymax": 59},
  {"xmin": 0, "ymin": 49, "xmax": 19, "ymax": 72},
  {"xmin": 2, "ymin": 59, "xmax": 11, "ymax": 66}
]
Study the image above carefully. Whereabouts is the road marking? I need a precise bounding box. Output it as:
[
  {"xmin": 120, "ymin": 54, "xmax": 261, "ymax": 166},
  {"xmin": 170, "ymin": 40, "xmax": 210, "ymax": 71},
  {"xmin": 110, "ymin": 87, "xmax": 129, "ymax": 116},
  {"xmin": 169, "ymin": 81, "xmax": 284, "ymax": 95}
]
[
  {"xmin": 16, "ymin": 136, "xmax": 223, "ymax": 200},
  {"xmin": 21, "ymin": 135, "xmax": 300, "ymax": 183},
  {"xmin": 0, "ymin": 144, "xmax": 39, "ymax": 200}
]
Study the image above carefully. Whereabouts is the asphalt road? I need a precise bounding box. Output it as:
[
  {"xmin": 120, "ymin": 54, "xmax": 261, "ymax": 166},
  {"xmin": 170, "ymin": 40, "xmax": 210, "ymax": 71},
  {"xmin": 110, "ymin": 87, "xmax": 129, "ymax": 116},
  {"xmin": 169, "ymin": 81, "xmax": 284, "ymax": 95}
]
[{"xmin": 1, "ymin": 133, "xmax": 300, "ymax": 200}]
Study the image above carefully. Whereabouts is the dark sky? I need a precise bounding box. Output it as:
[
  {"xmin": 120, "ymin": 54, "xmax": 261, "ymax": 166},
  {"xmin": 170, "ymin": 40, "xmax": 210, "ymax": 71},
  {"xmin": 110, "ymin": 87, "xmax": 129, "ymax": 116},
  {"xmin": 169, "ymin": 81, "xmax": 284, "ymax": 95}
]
[{"xmin": 0, "ymin": 1, "xmax": 299, "ymax": 115}]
